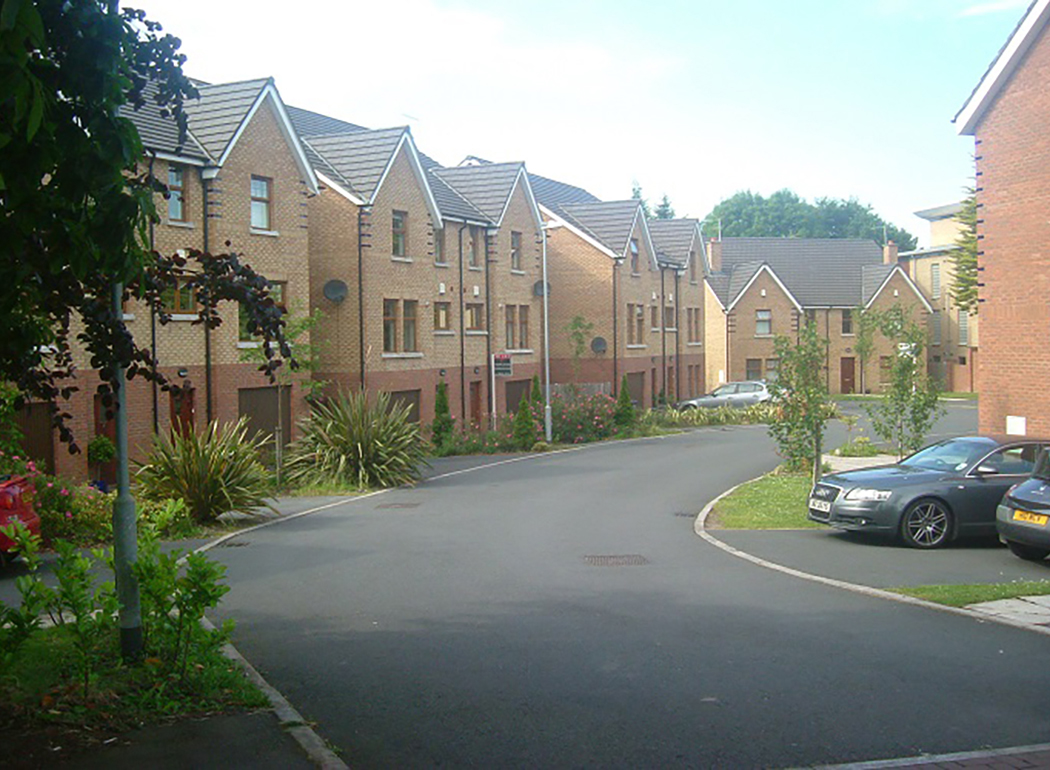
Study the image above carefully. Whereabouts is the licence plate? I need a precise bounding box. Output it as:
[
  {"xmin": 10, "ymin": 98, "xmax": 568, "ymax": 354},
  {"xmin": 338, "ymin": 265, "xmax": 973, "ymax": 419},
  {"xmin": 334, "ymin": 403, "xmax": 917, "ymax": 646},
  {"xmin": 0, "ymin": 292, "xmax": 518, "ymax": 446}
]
[
  {"xmin": 1013, "ymin": 510, "xmax": 1049, "ymax": 526},
  {"xmin": 809, "ymin": 498, "xmax": 831, "ymax": 513}
]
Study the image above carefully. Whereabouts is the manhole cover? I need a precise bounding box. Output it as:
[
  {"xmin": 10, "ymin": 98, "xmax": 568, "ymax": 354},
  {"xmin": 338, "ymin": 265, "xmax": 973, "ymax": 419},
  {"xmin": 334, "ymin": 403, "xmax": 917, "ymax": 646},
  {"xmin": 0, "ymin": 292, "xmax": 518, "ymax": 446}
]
[
  {"xmin": 674, "ymin": 512, "xmax": 695, "ymax": 518},
  {"xmin": 376, "ymin": 502, "xmax": 421, "ymax": 509},
  {"xmin": 218, "ymin": 540, "xmax": 249, "ymax": 548},
  {"xmin": 583, "ymin": 554, "xmax": 649, "ymax": 567}
]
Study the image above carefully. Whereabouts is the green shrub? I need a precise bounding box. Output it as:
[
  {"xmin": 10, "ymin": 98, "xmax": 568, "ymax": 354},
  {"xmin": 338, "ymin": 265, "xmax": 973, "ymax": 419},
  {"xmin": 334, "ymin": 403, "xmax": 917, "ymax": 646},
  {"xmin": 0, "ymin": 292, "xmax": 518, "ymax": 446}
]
[
  {"xmin": 28, "ymin": 478, "xmax": 113, "ymax": 546},
  {"xmin": 86, "ymin": 435, "xmax": 116, "ymax": 467},
  {"xmin": 835, "ymin": 435, "xmax": 882, "ymax": 457},
  {"xmin": 136, "ymin": 418, "xmax": 271, "ymax": 524},
  {"xmin": 286, "ymin": 390, "xmax": 428, "ymax": 489},
  {"xmin": 431, "ymin": 380, "xmax": 454, "ymax": 451},
  {"xmin": 513, "ymin": 391, "xmax": 538, "ymax": 450},
  {"xmin": 531, "ymin": 441, "xmax": 550, "ymax": 452},
  {"xmin": 531, "ymin": 375, "xmax": 543, "ymax": 410},
  {"xmin": 137, "ymin": 498, "xmax": 198, "ymax": 539},
  {"xmin": 550, "ymin": 391, "xmax": 618, "ymax": 443},
  {"xmin": 614, "ymin": 375, "xmax": 635, "ymax": 428}
]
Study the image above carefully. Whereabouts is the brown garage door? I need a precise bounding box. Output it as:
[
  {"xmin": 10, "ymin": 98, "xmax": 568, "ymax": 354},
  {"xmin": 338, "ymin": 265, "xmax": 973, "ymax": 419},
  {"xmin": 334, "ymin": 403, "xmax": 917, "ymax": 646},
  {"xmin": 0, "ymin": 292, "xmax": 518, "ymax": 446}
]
[
  {"xmin": 388, "ymin": 390, "xmax": 421, "ymax": 423},
  {"xmin": 505, "ymin": 379, "xmax": 531, "ymax": 413},
  {"xmin": 14, "ymin": 402, "xmax": 55, "ymax": 475},
  {"xmin": 238, "ymin": 386, "xmax": 292, "ymax": 447},
  {"xmin": 624, "ymin": 372, "xmax": 645, "ymax": 406}
]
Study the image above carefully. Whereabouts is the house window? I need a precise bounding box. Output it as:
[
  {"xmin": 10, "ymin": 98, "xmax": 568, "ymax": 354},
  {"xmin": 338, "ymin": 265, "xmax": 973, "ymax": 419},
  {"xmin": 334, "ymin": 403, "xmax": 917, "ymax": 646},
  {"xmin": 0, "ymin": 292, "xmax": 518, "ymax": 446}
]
[
  {"xmin": 841, "ymin": 309, "xmax": 853, "ymax": 335},
  {"xmin": 636, "ymin": 305, "xmax": 644, "ymax": 343},
  {"xmin": 664, "ymin": 305, "xmax": 675, "ymax": 330},
  {"xmin": 879, "ymin": 355, "xmax": 893, "ymax": 386},
  {"xmin": 765, "ymin": 358, "xmax": 779, "ymax": 381},
  {"xmin": 519, "ymin": 305, "xmax": 529, "ymax": 348},
  {"xmin": 250, "ymin": 176, "xmax": 271, "ymax": 230},
  {"xmin": 383, "ymin": 299, "xmax": 399, "ymax": 352},
  {"xmin": 511, "ymin": 231, "xmax": 522, "ymax": 271},
  {"xmin": 392, "ymin": 211, "xmax": 408, "ymax": 257},
  {"xmin": 161, "ymin": 277, "xmax": 197, "ymax": 314},
  {"xmin": 689, "ymin": 251, "xmax": 697, "ymax": 283},
  {"xmin": 630, "ymin": 239, "xmax": 640, "ymax": 274},
  {"xmin": 505, "ymin": 305, "xmax": 517, "ymax": 349},
  {"xmin": 469, "ymin": 227, "xmax": 481, "ymax": 268},
  {"xmin": 168, "ymin": 165, "xmax": 186, "ymax": 221},
  {"xmin": 651, "ymin": 305, "xmax": 659, "ymax": 329},
  {"xmin": 931, "ymin": 263, "xmax": 941, "ymax": 300},
  {"xmin": 746, "ymin": 358, "xmax": 762, "ymax": 380},
  {"xmin": 756, "ymin": 309, "xmax": 772, "ymax": 336},
  {"xmin": 239, "ymin": 281, "xmax": 285, "ymax": 341},
  {"xmin": 466, "ymin": 303, "xmax": 485, "ymax": 331},
  {"xmin": 434, "ymin": 227, "xmax": 445, "ymax": 264},
  {"xmin": 958, "ymin": 309, "xmax": 969, "ymax": 346},
  {"xmin": 434, "ymin": 301, "xmax": 451, "ymax": 331},
  {"xmin": 402, "ymin": 300, "xmax": 418, "ymax": 352},
  {"xmin": 627, "ymin": 304, "xmax": 636, "ymax": 345},
  {"xmin": 931, "ymin": 310, "xmax": 942, "ymax": 346}
]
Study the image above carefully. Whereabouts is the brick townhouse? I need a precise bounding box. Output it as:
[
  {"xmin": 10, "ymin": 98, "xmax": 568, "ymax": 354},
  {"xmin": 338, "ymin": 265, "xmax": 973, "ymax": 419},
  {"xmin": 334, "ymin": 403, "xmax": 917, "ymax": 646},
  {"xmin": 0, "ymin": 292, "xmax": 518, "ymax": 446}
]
[
  {"xmin": 706, "ymin": 238, "xmax": 931, "ymax": 394},
  {"xmin": 291, "ymin": 110, "xmax": 545, "ymax": 427},
  {"xmin": 18, "ymin": 77, "xmax": 318, "ymax": 481},
  {"xmin": 897, "ymin": 203, "xmax": 978, "ymax": 392},
  {"xmin": 955, "ymin": 0, "xmax": 1050, "ymax": 435}
]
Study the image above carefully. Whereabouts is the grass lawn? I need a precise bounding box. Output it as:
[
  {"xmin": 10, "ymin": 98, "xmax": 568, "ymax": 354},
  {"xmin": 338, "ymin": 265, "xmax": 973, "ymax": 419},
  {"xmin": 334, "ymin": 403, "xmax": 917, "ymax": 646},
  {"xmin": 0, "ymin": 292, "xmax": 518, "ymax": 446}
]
[
  {"xmin": 892, "ymin": 580, "xmax": 1050, "ymax": 607},
  {"xmin": 833, "ymin": 392, "xmax": 978, "ymax": 402},
  {"xmin": 709, "ymin": 471, "xmax": 824, "ymax": 530}
]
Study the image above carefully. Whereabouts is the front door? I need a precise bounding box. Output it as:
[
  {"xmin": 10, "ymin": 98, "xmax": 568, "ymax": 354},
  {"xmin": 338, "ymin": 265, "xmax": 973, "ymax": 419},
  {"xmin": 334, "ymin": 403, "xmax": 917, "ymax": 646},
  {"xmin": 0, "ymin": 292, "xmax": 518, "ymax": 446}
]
[
  {"xmin": 170, "ymin": 387, "xmax": 195, "ymax": 437},
  {"xmin": 840, "ymin": 357, "xmax": 856, "ymax": 395},
  {"xmin": 92, "ymin": 395, "xmax": 117, "ymax": 486},
  {"xmin": 469, "ymin": 381, "xmax": 482, "ymax": 428}
]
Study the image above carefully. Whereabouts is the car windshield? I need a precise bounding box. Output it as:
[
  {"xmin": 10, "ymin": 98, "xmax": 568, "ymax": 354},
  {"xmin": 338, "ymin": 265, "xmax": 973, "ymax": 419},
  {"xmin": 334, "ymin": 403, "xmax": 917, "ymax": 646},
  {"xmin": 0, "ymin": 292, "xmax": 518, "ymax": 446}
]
[
  {"xmin": 711, "ymin": 386, "xmax": 732, "ymax": 397},
  {"xmin": 900, "ymin": 438, "xmax": 994, "ymax": 472}
]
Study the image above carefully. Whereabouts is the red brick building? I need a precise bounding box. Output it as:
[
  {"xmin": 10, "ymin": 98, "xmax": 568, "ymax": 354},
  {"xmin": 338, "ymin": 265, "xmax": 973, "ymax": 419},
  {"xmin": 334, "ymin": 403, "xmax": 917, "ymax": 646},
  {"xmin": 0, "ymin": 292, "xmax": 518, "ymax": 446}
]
[{"xmin": 956, "ymin": 0, "xmax": 1050, "ymax": 435}]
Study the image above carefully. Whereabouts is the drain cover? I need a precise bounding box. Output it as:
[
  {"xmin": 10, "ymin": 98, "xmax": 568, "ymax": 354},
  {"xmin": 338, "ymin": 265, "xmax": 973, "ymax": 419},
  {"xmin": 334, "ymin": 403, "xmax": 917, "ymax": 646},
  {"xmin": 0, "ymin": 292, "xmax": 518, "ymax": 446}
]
[
  {"xmin": 218, "ymin": 540, "xmax": 249, "ymax": 548},
  {"xmin": 583, "ymin": 554, "xmax": 649, "ymax": 567},
  {"xmin": 376, "ymin": 502, "xmax": 421, "ymax": 509},
  {"xmin": 674, "ymin": 512, "xmax": 695, "ymax": 518}
]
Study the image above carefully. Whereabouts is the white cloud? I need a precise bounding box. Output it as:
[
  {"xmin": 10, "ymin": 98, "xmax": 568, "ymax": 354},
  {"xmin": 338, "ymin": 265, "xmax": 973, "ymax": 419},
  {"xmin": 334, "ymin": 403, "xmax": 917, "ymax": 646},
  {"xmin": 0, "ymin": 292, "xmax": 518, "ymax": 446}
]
[{"xmin": 960, "ymin": 0, "xmax": 1029, "ymax": 16}]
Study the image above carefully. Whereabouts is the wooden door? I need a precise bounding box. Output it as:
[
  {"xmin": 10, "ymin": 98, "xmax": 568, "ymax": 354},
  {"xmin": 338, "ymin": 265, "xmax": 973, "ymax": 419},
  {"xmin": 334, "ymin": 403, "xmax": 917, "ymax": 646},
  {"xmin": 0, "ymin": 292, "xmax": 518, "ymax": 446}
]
[
  {"xmin": 92, "ymin": 395, "xmax": 117, "ymax": 485},
  {"xmin": 840, "ymin": 357, "xmax": 856, "ymax": 395},
  {"xmin": 170, "ymin": 387, "xmax": 195, "ymax": 437},
  {"xmin": 469, "ymin": 381, "xmax": 482, "ymax": 427},
  {"xmin": 14, "ymin": 402, "xmax": 54, "ymax": 475}
]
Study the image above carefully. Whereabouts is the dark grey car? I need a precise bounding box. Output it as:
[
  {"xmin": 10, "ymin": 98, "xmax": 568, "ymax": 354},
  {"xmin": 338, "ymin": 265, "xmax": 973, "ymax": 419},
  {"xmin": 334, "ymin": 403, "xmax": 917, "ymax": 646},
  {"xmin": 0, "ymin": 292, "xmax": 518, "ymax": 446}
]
[
  {"xmin": 996, "ymin": 449, "xmax": 1050, "ymax": 561},
  {"xmin": 808, "ymin": 436, "xmax": 1047, "ymax": 549},
  {"xmin": 677, "ymin": 381, "xmax": 770, "ymax": 410}
]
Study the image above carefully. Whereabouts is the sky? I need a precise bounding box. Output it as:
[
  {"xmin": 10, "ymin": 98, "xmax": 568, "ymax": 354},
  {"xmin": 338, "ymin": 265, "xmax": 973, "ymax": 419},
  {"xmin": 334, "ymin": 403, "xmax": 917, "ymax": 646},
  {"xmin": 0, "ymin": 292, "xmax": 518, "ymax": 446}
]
[{"xmin": 130, "ymin": 0, "xmax": 1029, "ymax": 246}]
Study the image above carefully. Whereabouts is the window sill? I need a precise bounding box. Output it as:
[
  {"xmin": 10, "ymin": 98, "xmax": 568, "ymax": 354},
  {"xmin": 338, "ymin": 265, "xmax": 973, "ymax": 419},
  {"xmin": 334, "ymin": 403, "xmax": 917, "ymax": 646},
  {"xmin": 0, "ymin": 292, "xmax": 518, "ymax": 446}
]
[
  {"xmin": 391, "ymin": 256, "xmax": 413, "ymax": 263},
  {"xmin": 465, "ymin": 330, "xmax": 488, "ymax": 336},
  {"xmin": 626, "ymin": 344, "xmax": 647, "ymax": 350},
  {"xmin": 382, "ymin": 352, "xmax": 424, "ymax": 359},
  {"xmin": 237, "ymin": 341, "xmax": 261, "ymax": 349},
  {"xmin": 166, "ymin": 220, "xmax": 195, "ymax": 229},
  {"xmin": 631, "ymin": 273, "xmax": 641, "ymax": 278},
  {"xmin": 122, "ymin": 313, "xmax": 136, "ymax": 322},
  {"xmin": 754, "ymin": 334, "xmax": 773, "ymax": 339},
  {"xmin": 510, "ymin": 269, "xmax": 526, "ymax": 276},
  {"xmin": 841, "ymin": 333, "xmax": 855, "ymax": 337},
  {"xmin": 168, "ymin": 313, "xmax": 199, "ymax": 322},
  {"xmin": 664, "ymin": 328, "xmax": 678, "ymax": 333},
  {"xmin": 467, "ymin": 266, "xmax": 483, "ymax": 272},
  {"xmin": 507, "ymin": 349, "xmax": 534, "ymax": 355},
  {"xmin": 687, "ymin": 341, "xmax": 703, "ymax": 347},
  {"xmin": 434, "ymin": 330, "xmax": 455, "ymax": 336},
  {"xmin": 250, "ymin": 228, "xmax": 280, "ymax": 237},
  {"xmin": 434, "ymin": 261, "xmax": 450, "ymax": 268}
]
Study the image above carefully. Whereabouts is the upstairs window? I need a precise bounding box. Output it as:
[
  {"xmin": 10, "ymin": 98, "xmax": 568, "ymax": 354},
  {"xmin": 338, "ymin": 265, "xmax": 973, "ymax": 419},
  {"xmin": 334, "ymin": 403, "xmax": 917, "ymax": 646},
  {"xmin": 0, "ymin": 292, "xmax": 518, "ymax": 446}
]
[
  {"xmin": 841, "ymin": 309, "xmax": 853, "ymax": 335},
  {"xmin": 651, "ymin": 305, "xmax": 659, "ymax": 329},
  {"xmin": 161, "ymin": 278, "xmax": 197, "ymax": 314},
  {"xmin": 240, "ymin": 281, "xmax": 285, "ymax": 341},
  {"xmin": 689, "ymin": 250, "xmax": 697, "ymax": 283},
  {"xmin": 664, "ymin": 305, "xmax": 675, "ymax": 329},
  {"xmin": 469, "ymin": 227, "xmax": 481, "ymax": 268},
  {"xmin": 383, "ymin": 299, "xmax": 399, "ymax": 353},
  {"xmin": 630, "ymin": 239, "xmax": 640, "ymax": 274},
  {"xmin": 756, "ymin": 309, "xmax": 772, "ymax": 336},
  {"xmin": 931, "ymin": 310, "xmax": 942, "ymax": 346},
  {"xmin": 466, "ymin": 303, "xmax": 486, "ymax": 331},
  {"xmin": 958, "ymin": 309, "xmax": 969, "ymax": 346},
  {"xmin": 392, "ymin": 211, "xmax": 408, "ymax": 257},
  {"xmin": 505, "ymin": 305, "xmax": 517, "ymax": 349},
  {"xmin": 511, "ymin": 231, "xmax": 522, "ymax": 271},
  {"xmin": 168, "ymin": 165, "xmax": 186, "ymax": 221},
  {"xmin": 402, "ymin": 300, "xmax": 418, "ymax": 352},
  {"xmin": 434, "ymin": 227, "xmax": 445, "ymax": 264},
  {"xmin": 434, "ymin": 302, "xmax": 451, "ymax": 331},
  {"xmin": 250, "ymin": 176, "xmax": 271, "ymax": 230},
  {"xmin": 519, "ymin": 305, "xmax": 529, "ymax": 348},
  {"xmin": 931, "ymin": 263, "xmax": 941, "ymax": 300}
]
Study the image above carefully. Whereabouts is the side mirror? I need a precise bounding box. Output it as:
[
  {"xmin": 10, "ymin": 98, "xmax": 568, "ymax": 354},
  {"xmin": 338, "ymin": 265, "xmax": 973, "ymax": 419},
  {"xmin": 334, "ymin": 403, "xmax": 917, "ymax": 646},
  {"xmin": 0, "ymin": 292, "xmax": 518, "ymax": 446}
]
[{"xmin": 975, "ymin": 465, "xmax": 1000, "ymax": 476}]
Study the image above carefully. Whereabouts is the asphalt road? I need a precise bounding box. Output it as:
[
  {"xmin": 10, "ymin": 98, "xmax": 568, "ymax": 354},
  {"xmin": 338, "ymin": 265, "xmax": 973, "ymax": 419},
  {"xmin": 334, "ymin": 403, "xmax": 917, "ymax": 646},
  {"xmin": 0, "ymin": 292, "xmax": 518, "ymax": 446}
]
[{"xmin": 199, "ymin": 401, "xmax": 1050, "ymax": 768}]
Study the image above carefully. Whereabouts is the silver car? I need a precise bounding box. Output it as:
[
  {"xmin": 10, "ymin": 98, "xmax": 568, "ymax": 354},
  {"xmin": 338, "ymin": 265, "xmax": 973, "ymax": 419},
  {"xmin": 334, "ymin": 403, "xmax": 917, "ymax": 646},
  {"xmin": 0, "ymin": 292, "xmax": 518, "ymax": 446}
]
[{"xmin": 677, "ymin": 381, "xmax": 770, "ymax": 410}]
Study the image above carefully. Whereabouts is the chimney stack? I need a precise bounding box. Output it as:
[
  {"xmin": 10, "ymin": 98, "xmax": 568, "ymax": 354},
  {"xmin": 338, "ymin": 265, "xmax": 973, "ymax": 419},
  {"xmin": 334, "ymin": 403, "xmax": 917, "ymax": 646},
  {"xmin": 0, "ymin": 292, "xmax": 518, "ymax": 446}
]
[
  {"xmin": 708, "ymin": 237, "xmax": 722, "ymax": 272},
  {"xmin": 883, "ymin": 239, "xmax": 898, "ymax": 265}
]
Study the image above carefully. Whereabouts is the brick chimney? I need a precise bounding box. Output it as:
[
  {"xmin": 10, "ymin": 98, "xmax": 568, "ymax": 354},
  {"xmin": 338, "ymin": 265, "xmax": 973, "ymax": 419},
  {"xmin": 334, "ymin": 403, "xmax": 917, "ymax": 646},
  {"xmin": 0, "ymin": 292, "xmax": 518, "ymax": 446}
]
[
  {"xmin": 707, "ymin": 237, "xmax": 722, "ymax": 272},
  {"xmin": 883, "ymin": 239, "xmax": 898, "ymax": 265}
]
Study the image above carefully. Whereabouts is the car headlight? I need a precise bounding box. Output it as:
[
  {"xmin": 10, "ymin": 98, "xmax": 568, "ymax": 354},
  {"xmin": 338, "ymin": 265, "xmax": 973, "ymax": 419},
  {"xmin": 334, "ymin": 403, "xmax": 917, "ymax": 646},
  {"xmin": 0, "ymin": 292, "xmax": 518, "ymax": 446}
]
[{"xmin": 845, "ymin": 488, "xmax": 892, "ymax": 502}]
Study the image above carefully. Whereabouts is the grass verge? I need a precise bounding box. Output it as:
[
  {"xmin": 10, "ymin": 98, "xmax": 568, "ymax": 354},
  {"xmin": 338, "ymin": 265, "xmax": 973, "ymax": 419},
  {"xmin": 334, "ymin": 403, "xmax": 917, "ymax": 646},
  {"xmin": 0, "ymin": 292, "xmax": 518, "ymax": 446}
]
[
  {"xmin": 708, "ymin": 471, "xmax": 823, "ymax": 530},
  {"xmin": 892, "ymin": 580, "xmax": 1050, "ymax": 607}
]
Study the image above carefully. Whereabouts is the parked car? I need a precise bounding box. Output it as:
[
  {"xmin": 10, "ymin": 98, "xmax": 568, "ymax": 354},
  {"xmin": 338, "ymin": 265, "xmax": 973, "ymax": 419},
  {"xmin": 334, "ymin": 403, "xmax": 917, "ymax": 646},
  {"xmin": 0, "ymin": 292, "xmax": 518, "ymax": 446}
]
[
  {"xmin": 808, "ymin": 436, "xmax": 1048, "ymax": 549},
  {"xmin": 677, "ymin": 381, "xmax": 770, "ymax": 410},
  {"xmin": 996, "ymin": 448, "xmax": 1050, "ymax": 561},
  {"xmin": 0, "ymin": 475, "xmax": 41, "ymax": 561}
]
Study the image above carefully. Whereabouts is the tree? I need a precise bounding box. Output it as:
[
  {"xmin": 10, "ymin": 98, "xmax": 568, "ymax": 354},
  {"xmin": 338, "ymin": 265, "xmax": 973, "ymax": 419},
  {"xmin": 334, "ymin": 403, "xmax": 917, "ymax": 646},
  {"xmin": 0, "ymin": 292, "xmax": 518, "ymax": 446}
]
[
  {"xmin": 431, "ymin": 380, "xmax": 454, "ymax": 450},
  {"xmin": 512, "ymin": 390, "xmax": 537, "ymax": 450},
  {"xmin": 614, "ymin": 374, "xmax": 635, "ymax": 428},
  {"xmin": 654, "ymin": 194, "xmax": 676, "ymax": 220},
  {"xmin": 631, "ymin": 181, "xmax": 652, "ymax": 219},
  {"xmin": 767, "ymin": 322, "xmax": 831, "ymax": 485},
  {"xmin": 531, "ymin": 374, "xmax": 543, "ymax": 410},
  {"xmin": 865, "ymin": 307, "xmax": 945, "ymax": 458},
  {"xmin": 565, "ymin": 315, "xmax": 594, "ymax": 386},
  {"xmin": 702, "ymin": 190, "xmax": 917, "ymax": 251},
  {"xmin": 852, "ymin": 307, "xmax": 880, "ymax": 395},
  {"xmin": 0, "ymin": 1, "xmax": 293, "ymax": 449},
  {"xmin": 951, "ymin": 187, "xmax": 978, "ymax": 315}
]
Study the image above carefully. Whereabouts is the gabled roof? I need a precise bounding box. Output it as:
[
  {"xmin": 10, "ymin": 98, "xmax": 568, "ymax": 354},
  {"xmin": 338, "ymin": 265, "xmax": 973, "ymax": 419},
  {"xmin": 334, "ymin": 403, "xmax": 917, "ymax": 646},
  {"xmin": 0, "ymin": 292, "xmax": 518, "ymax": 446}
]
[
  {"xmin": 715, "ymin": 237, "xmax": 886, "ymax": 308},
  {"xmin": 304, "ymin": 127, "xmax": 408, "ymax": 201},
  {"xmin": 528, "ymin": 172, "xmax": 601, "ymax": 211},
  {"xmin": 119, "ymin": 82, "xmax": 211, "ymax": 163},
  {"xmin": 914, "ymin": 202, "xmax": 963, "ymax": 221},
  {"xmin": 863, "ymin": 264, "xmax": 934, "ymax": 312},
  {"xmin": 955, "ymin": 0, "xmax": 1050, "ymax": 134},
  {"xmin": 286, "ymin": 105, "xmax": 368, "ymax": 137},
  {"xmin": 433, "ymin": 162, "xmax": 525, "ymax": 224},
  {"xmin": 559, "ymin": 200, "xmax": 650, "ymax": 261},
  {"xmin": 648, "ymin": 218, "xmax": 703, "ymax": 271}
]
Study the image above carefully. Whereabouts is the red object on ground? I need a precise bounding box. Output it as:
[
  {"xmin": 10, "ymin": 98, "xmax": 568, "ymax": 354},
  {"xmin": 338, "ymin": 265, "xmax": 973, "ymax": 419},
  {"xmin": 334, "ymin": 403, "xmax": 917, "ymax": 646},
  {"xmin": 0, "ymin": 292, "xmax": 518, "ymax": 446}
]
[{"xmin": 0, "ymin": 475, "xmax": 42, "ymax": 553}]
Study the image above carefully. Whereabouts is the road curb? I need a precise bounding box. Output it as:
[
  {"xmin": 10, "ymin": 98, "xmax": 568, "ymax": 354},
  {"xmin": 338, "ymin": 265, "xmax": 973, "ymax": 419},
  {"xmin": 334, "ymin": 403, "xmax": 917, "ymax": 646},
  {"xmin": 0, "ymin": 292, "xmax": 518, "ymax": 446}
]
[{"xmin": 693, "ymin": 476, "xmax": 1050, "ymax": 639}]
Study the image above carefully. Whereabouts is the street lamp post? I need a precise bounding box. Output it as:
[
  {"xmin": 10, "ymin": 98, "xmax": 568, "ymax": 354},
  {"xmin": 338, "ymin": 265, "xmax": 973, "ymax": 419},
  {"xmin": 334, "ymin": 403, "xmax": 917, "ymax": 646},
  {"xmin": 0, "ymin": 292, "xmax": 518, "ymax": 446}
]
[{"xmin": 541, "ymin": 224, "xmax": 552, "ymax": 443}]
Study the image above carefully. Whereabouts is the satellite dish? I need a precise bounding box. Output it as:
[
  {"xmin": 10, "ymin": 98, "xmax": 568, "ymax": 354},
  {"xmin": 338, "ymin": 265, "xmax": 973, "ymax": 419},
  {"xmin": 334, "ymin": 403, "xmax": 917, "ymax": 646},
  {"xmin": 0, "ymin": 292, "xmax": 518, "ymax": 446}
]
[
  {"xmin": 591, "ymin": 336, "xmax": 608, "ymax": 354},
  {"xmin": 533, "ymin": 280, "xmax": 551, "ymax": 297},
  {"xmin": 323, "ymin": 279, "xmax": 349, "ymax": 304}
]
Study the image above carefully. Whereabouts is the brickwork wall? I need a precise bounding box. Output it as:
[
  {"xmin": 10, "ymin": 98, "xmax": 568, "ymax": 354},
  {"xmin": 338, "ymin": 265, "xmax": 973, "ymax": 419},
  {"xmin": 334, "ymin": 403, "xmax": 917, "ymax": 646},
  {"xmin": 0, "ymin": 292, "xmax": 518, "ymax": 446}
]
[
  {"xmin": 704, "ymin": 282, "xmax": 728, "ymax": 391},
  {"xmin": 726, "ymin": 271, "xmax": 799, "ymax": 383},
  {"xmin": 973, "ymin": 25, "xmax": 1050, "ymax": 433}
]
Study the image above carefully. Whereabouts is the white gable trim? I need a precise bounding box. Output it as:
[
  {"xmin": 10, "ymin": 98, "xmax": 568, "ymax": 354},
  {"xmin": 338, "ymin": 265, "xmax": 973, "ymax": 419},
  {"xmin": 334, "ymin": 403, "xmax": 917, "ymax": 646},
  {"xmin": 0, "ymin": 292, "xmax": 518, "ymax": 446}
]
[
  {"xmin": 217, "ymin": 83, "xmax": 319, "ymax": 193},
  {"xmin": 864, "ymin": 265, "xmax": 935, "ymax": 313},
  {"xmin": 539, "ymin": 203, "xmax": 618, "ymax": 259},
  {"xmin": 624, "ymin": 206, "xmax": 660, "ymax": 271},
  {"xmin": 688, "ymin": 223, "xmax": 712, "ymax": 276},
  {"xmin": 316, "ymin": 171, "xmax": 365, "ymax": 206},
  {"xmin": 727, "ymin": 264, "xmax": 803, "ymax": 312},
  {"xmin": 956, "ymin": 0, "xmax": 1050, "ymax": 134},
  {"xmin": 369, "ymin": 132, "xmax": 443, "ymax": 227},
  {"xmin": 148, "ymin": 150, "xmax": 208, "ymax": 168},
  {"xmin": 496, "ymin": 167, "xmax": 544, "ymax": 231}
]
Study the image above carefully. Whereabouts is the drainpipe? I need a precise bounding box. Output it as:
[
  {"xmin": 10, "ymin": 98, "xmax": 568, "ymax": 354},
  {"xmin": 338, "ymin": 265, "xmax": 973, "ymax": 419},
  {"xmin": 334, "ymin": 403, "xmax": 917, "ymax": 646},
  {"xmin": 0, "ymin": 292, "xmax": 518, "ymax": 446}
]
[
  {"xmin": 484, "ymin": 228, "xmax": 493, "ymax": 426},
  {"xmin": 357, "ymin": 206, "xmax": 369, "ymax": 391},
  {"xmin": 660, "ymin": 266, "xmax": 667, "ymax": 403},
  {"xmin": 612, "ymin": 258, "xmax": 619, "ymax": 396},
  {"xmin": 457, "ymin": 222, "xmax": 468, "ymax": 424},
  {"xmin": 201, "ymin": 169, "xmax": 213, "ymax": 423},
  {"xmin": 825, "ymin": 308, "xmax": 831, "ymax": 392},
  {"xmin": 147, "ymin": 154, "xmax": 158, "ymax": 434},
  {"xmin": 674, "ymin": 270, "xmax": 681, "ymax": 403}
]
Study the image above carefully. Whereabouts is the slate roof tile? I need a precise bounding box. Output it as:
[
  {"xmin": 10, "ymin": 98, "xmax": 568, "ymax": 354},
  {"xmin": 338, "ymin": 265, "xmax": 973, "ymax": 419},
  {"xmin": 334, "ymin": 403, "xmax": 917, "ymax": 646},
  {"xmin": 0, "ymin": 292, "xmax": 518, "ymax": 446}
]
[
  {"xmin": 433, "ymin": 163, "xmax": 524, "ymax": 224},
  {"xmin": 182, "ymin": 78, "xmax": 271, "ymax": 162},
  {"xmin": 559, "ymin": 200, "xmax": 642, "ymax": 257}
]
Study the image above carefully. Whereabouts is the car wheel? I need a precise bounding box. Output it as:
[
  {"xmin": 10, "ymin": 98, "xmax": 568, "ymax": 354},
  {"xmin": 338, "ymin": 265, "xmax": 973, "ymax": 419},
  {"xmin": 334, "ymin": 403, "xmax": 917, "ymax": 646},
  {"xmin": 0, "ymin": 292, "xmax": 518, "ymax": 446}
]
[
  {"xmin": 900, "ymin": 499, "xmax": 953, "ymax": 549},
  {"xmin": 1005, "ymin": 540, "xmax": 1050, "ymax": 562}
]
